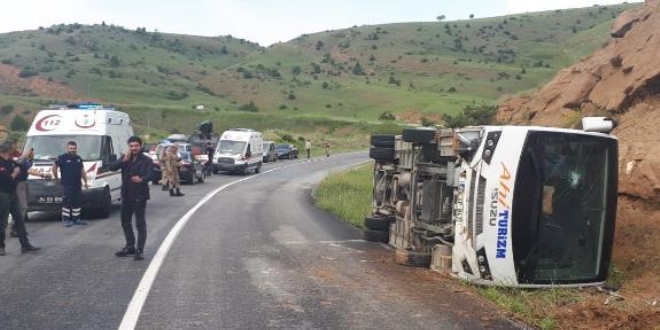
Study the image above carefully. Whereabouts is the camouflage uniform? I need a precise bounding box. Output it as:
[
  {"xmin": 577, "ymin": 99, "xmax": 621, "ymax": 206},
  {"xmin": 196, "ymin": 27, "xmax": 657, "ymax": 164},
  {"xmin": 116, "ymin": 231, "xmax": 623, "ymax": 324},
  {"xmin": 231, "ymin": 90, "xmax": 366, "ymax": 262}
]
[
  {"xmin": 159, "ymin": 147, "xmax": 171, "ymax": 190},
  {"xmin": 163, "ymin": 147, "xmax": 184, "ymax": 196}
]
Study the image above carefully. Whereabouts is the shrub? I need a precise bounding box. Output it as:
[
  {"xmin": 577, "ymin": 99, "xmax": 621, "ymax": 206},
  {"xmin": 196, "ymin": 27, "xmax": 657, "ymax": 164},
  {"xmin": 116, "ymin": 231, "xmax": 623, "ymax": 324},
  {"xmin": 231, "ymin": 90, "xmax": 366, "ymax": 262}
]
[
  {"xmin": 1, "ymin": 104, "xmax": 15, "ymax": 115},
  {"xmin": 238, "ymin": 101, "xmax": 258, "ymax": 112},
  {"xmin": 10, "ymin": 115, "xmax": 30, "ymax": 131},
  {"xmin": 18, "ymin": 67, "xmax": 38, "ymax": 78},
  {"xmin": 379, "ymin": 111, "xmax": 395, "ymax": 120},
  {"xmin": 421, "ymin": 117, "xmax": 436, "ymax": 127},
  {"xmin": 443, "ymin": 104, "xmax": 498, "ymax": 128}
]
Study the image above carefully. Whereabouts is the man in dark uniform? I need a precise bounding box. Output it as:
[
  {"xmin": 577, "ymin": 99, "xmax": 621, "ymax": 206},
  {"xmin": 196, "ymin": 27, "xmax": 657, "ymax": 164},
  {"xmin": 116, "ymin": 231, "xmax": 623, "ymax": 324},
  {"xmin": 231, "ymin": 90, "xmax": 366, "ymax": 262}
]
[
  {"xmin": 52, "ymin": 141, "xmax": 89, "ymax": 227},
  {"xmin": 205, "ymin": 141, "xmax": 214, "ymax": 175},
  {"xmin": 109, "ymin": 136, "xmax": 154, "ymax": 261},
  {"xmin": 0, "ymin": 141, "xmax": 41, "ymax": 255}
]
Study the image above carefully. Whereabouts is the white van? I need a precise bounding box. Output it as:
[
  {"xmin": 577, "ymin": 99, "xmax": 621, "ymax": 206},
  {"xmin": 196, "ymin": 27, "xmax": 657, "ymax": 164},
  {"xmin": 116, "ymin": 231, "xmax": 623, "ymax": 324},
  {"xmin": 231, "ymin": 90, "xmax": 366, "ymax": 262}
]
[
  {"xmin": 213, "ymin": 128, "xmax": 263, "ymax": 174},
  {"xmin": 22, "ymin": 103, "xmax": 133, "ymax": 218}
]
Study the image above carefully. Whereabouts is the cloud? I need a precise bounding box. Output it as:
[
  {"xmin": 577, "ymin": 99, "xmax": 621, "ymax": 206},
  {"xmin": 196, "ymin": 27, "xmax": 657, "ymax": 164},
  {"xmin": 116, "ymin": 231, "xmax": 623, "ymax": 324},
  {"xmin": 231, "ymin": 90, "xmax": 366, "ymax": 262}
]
[{"xmin": 505, "ymin": 0, "xmax": 641, "ymax": 14}]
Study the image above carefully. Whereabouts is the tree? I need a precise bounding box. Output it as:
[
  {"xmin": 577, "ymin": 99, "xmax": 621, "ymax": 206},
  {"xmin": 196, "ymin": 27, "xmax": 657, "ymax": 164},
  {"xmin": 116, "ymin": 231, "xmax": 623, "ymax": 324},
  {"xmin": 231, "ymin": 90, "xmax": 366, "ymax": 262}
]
[
  {"xmin": 436, "ymin": 15, "xmax": 446, "ymax": 22},
  {"xmin": 291, "ymin": 65, "xmax": 302, "ymax": 79},
  {"xmin": 352, "ymin": 62, "xmax": 365, "ymax": 75},
  {"xmin": 109, "ymin": 55, "xmax": 121, "ymax": 68},
  {"xmin": 469, "ymin": 14, "xmax": 474, "ymax": 19},
  {"xmin": 238, "ymin": 101, "xmax": 258, "ymax": 112},
  {"xmin": 315, "ymin": 40, "xmax": 324, "ymax": 51},
  {"xmin": 10, "ymin": 115, "xmax": 29, "ymax": 131}
]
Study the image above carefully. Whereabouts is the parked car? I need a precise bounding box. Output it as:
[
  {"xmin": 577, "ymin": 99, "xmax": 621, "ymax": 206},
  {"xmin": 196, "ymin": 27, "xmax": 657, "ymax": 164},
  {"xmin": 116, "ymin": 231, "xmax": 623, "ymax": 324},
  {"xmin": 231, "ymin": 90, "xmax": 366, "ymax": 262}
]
[
  {"xmin": 177, "ymin": 151, "xmax": 205, "ymax": 184},
  {"xmin": 262, "ymin": 141, "xmax": 278, "ymax": 163},
  {"xmin": 143, "ymin": 143, "xmax": 158, "ymax": 160},
  {"xmin": 276, "ymin": 143, "xmax": 298, "ymax": 159}
]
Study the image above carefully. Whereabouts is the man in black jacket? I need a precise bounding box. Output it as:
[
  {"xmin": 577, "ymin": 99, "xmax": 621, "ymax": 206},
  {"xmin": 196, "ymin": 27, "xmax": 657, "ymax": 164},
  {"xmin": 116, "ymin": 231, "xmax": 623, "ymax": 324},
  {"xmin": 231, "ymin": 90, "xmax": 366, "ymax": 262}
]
[{"xmin": 108, "ymin": 136, "xmax": 154, "ymax": 261}]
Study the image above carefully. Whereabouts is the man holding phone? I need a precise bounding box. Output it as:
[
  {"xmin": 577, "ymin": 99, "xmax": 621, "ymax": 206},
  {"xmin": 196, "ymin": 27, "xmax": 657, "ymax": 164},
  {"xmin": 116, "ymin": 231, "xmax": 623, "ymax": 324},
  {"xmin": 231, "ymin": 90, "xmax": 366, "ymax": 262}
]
[{"xmin": 108, "ymin": 136, "xmax": 154, "ymax": 261}]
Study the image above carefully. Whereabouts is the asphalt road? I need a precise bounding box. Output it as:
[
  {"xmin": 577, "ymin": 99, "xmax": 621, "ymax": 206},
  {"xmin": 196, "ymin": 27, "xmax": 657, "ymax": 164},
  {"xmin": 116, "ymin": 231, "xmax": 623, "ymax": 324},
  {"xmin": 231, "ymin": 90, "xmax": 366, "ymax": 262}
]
[{"xmin": 0, "ymin": 152, "xmax": 523, "ymax": 330}]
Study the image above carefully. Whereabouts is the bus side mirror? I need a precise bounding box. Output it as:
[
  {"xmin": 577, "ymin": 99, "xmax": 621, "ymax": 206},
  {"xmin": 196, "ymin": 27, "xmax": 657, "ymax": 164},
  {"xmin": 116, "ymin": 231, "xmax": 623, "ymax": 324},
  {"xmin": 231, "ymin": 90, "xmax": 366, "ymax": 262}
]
[
  {"xmin": 246, "ymin": 150, "xmax": 252, "ymax": 158},
  {"xmin": 109, "ymin": 154, "xmax": 117, "ymax": 162}
]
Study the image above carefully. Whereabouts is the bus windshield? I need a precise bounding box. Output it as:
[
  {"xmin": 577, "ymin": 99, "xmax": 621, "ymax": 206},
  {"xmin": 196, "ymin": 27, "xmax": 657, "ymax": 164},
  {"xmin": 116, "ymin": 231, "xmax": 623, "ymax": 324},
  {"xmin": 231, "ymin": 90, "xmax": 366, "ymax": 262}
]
[{"xmin": 513, "ymin": 131, "xmax": 617, "ymax": 285}]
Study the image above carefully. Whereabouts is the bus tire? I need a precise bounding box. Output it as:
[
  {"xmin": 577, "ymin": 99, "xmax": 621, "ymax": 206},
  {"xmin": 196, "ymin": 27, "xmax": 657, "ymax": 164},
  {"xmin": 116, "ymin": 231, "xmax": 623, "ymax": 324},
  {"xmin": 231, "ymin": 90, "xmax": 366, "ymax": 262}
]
[
  {"xmin": 402, "ymin": 128, "xmax": 436, "ymax": 144},
  {"xmin": 370, "ymin": 134, "xmax": 395, "ymax": 148},
  {"xmin": 363, "ymin": 228, "xmax": 389, "ymax": 243}
]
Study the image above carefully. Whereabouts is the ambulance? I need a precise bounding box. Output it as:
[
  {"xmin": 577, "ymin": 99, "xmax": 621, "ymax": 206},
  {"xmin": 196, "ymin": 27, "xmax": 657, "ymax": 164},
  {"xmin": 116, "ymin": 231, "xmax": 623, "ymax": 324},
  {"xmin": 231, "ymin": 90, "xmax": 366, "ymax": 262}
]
[
  {"xmin": 213, "ymin": 129, "xmax": 263, "ymax": 174},
  {"xmin": 22, "ymin": 103, "xmax": 133, "ymax": 218}
]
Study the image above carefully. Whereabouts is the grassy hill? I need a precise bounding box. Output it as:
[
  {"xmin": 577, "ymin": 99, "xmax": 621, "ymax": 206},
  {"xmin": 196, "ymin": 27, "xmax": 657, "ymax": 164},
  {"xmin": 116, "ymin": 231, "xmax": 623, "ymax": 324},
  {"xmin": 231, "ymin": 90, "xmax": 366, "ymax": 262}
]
[{"xmin": 0, "ymin": 3, "xmax": 640, "ymax": 143}]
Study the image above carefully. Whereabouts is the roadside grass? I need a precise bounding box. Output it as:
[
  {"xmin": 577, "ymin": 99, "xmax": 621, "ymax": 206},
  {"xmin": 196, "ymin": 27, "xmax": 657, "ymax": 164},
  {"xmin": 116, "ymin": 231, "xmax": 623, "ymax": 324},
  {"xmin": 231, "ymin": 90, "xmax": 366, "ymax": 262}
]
[
  {"xmin": 314, "ymin": 163, "xmax": 373, "ymax": 228},
  {"xmin": 470, "ymin": 284, "xmax": 580, "ymax": 329}
]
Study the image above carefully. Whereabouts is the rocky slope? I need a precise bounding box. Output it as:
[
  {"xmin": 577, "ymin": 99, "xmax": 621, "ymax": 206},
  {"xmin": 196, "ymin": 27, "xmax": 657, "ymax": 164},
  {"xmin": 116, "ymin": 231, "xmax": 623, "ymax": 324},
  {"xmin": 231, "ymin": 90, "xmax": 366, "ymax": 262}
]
[
  {"xmin": 498, "ymin": 0, "xmax": 660, "ymax": 203},
  {"xmin": 497, "ymin": 2, "xmax": 660, "ymax": 323}
]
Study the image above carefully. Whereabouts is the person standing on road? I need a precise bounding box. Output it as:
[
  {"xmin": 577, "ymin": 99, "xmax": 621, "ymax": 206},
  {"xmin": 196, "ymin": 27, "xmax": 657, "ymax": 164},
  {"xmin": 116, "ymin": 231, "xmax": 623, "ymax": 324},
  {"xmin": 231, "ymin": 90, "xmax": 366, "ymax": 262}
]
[
  {"xmin": 324, "ymin": 139, "xmax": 331, "ymax": 157},
  {"xmin": 7, "ymin": 139, "xmax": 22, "ymax": 236},
  {"xmin": 52, "ymin": 141, "xmax": 89, "ymax": 227},
  {"xmin": 109, "ymin": 136, "xmax": 154, "ymax": 261},
  {"xmin": 205, "ymin": 141, "xmax": 214, "ymax": 175},
  {"xmin": 305, "ymin": 139, "xmax": 312, "ymax": 159},
  {"xmin": 0, "ymin": 141, "xmax": 41, "ymax": 255},
  {"xmin": 159, "ymin": 144, "xmax": 171, "ymax": 191},
  {"xmin": 163, "ymin": 144, "xmax": 184, "ymax": 197},
  {"xmin": 10, "ymin": 146, "xmax": 51, "ymax": 238}
]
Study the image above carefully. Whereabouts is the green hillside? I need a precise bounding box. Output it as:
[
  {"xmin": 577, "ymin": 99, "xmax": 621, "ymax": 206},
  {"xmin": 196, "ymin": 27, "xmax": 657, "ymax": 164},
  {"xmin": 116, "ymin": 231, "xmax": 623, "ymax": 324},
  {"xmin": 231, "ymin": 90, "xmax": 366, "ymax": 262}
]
[{"xmin": 0, "ymin": 3, "xmax": 640, "ymax": 140}]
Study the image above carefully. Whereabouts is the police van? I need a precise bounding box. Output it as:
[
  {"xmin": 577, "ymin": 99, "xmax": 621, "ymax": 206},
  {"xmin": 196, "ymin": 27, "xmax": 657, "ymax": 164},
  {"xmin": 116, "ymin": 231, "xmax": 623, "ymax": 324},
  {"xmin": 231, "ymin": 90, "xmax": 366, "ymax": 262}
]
[
  {"xmin": 23, "ymin": 103, "xmax": 133, "ymax": 218},
  {"xmin": 213, "ymin": 129, "xmax": 263, "ymax": 175}
]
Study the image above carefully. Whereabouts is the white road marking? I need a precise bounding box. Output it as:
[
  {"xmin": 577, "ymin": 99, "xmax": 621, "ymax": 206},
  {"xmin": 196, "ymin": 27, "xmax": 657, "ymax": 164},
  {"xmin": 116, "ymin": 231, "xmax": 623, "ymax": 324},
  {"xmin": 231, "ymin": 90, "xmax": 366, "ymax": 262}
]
[
  {"xmin": 118, "ymin": 154, "xmax": 369, "ymax": 329},
  {"xmin": 118, "ymin": 157, "xmax": 337, "ymax": 330}
]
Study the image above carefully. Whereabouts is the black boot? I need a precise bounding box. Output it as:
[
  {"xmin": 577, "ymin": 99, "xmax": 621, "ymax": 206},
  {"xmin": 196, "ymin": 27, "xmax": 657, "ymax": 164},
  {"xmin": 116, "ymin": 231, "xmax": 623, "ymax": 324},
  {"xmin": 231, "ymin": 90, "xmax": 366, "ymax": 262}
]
[
  {"xmin": 170, "ymin": 189, "xmax": 175, "ymax": 197},
  {"xmin": 9, "ymin": 225, "xmax": 18, "ymax": 238},
  {"xmin": 162, "ymin": 183, "xmax": 169, "ymax": 191},
  {"xmin": 21, "ymin": 244, "xmax": 41, "ymax": 254},
  {"xmin": 176, "ymin": 188, "xmax": 185, "ymax": 197}
]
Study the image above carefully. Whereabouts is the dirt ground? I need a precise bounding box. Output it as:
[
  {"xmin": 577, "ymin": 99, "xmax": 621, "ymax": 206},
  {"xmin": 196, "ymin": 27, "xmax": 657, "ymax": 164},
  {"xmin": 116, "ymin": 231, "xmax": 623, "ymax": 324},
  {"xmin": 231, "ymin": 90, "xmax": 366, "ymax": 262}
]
[{"xmin": 532, "ymin": 196, "xmax": 660, "ymax": 330}]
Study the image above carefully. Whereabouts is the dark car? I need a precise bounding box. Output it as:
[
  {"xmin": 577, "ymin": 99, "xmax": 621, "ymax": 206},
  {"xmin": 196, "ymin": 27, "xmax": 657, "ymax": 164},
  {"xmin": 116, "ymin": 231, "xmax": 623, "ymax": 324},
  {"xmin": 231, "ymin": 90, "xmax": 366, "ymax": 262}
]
[
  {"xmin": 177, "ymin": 151, "xmax": 205, "ymax": 184},
  {"xmin": 276, "ymin": 144, "xmax": 298, "ymax": 159}
]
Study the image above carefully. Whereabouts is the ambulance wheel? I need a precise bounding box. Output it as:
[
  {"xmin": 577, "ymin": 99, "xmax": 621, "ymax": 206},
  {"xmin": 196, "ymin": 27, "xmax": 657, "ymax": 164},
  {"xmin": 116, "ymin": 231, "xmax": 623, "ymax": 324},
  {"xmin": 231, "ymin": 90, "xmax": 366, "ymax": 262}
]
[
  {"xmin": 98, "ymin": 188, "xmax": 111, "ymax": 219},
  {"xmin": 255, "ymin": 162, "xmax": 262, "ymax": 174}
]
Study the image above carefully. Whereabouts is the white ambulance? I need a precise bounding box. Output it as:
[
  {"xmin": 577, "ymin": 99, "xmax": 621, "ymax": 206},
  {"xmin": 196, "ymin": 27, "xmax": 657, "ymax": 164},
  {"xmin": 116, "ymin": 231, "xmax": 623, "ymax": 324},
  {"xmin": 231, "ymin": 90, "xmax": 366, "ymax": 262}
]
[
  {"xmin": 23, "ymin": 103, "xmax": 133, "ymax": 218},
  {"xmin": 213, "ymin": 128, "xmax": 263, "ymax": 175}
]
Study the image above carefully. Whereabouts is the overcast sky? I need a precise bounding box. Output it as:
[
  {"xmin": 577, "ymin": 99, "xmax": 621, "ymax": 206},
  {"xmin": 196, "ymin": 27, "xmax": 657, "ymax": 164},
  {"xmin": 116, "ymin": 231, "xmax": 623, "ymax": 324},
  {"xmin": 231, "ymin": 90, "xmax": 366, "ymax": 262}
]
[{"xmin": 0, "ymin": 0, "xmax": 642, "ymax": 46}]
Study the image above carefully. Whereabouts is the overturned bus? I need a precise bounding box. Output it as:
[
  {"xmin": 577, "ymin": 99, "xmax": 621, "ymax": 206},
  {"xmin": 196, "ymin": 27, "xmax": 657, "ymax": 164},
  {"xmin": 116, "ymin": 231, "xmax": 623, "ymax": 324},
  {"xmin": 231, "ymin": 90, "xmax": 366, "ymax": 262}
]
[{"xmin": 366, "ymin": 117, "xmax": 618, "ymax": 288}]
